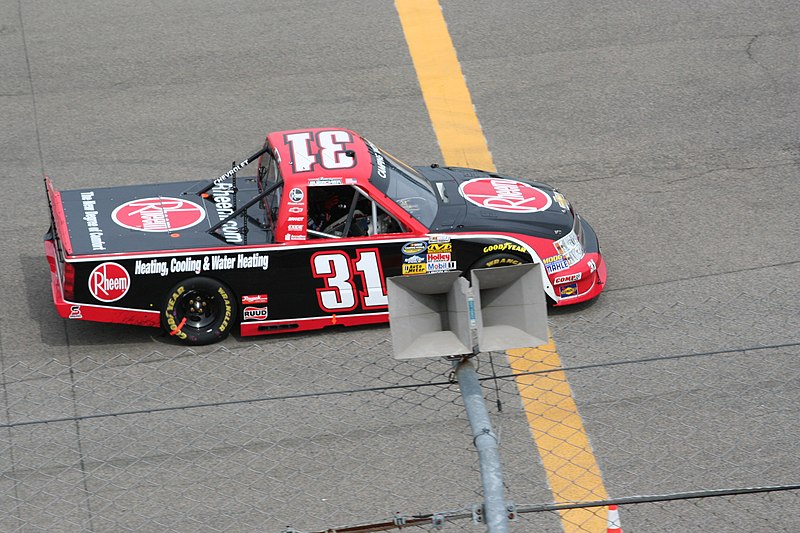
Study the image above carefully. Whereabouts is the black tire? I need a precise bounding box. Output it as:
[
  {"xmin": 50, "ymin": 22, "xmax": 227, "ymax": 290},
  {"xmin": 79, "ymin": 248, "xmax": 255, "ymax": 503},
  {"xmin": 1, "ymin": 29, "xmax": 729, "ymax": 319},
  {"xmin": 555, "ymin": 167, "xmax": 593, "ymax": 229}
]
[
  {"xmin": 469, "ymin": 252, "xmax": 556, "ymax": 305},
  {"xmin": 470, "ymin": 252, "xmax": 527, "ymax": 270},
  {"xmin": 161, "ymin": 277, "xmax": 237, "ymax": 345}
]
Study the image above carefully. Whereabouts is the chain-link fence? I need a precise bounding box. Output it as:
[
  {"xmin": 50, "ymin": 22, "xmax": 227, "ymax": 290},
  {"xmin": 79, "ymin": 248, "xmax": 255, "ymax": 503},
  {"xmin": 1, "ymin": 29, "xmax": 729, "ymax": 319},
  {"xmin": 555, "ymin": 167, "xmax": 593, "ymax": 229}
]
[
  {"xmin": 3, "ymin": 264, "xmax": 800, "ymax": 532},
  {"xmin": 2, "ymin": 329, "xmax": 798, "ymax": 532}
]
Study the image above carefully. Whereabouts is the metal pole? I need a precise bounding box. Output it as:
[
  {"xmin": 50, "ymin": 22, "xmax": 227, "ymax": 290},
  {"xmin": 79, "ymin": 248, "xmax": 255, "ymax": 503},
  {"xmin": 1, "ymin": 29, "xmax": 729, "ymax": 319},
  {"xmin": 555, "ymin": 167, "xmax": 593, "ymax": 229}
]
[{"xmin": 454, "ymin": 357, "xmax": 509, "ymax": 532}]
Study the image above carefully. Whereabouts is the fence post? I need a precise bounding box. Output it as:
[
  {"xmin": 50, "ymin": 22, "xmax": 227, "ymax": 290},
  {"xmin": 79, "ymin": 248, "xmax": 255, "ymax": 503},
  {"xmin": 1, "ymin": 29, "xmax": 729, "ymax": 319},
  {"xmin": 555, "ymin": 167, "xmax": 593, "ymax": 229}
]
[{"xmin": 455, "ymin": 357, "xmax": 509, "ymax": 532}]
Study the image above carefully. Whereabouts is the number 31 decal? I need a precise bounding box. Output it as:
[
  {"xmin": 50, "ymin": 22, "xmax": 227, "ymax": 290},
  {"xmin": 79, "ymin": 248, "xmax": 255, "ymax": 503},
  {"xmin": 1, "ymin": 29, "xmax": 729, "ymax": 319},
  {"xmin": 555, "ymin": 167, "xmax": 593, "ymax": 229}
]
[
  {"xmin": 285, "ymin": 130, "xmax": 356, "ymax": 174},
  {"xmin": 311, "ymin": 249, "xmax": 388, "ymax": 312}
]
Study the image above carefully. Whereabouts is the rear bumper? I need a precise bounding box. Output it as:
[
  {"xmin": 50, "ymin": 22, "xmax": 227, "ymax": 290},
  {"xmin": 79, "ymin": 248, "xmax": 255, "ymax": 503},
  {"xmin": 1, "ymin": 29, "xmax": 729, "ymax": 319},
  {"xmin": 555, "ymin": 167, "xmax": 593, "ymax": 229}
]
[{"xmin": 44, "ymin": 237, "xmax": 160, "ymax": 327}]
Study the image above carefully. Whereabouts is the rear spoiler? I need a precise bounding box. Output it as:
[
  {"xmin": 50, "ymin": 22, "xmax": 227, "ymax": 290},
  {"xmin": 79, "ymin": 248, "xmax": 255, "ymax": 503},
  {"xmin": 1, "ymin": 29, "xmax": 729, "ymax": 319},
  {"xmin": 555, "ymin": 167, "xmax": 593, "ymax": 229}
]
[{"xmin": 43, "ymin": 177, "xmax": 73, "ymax": 256}]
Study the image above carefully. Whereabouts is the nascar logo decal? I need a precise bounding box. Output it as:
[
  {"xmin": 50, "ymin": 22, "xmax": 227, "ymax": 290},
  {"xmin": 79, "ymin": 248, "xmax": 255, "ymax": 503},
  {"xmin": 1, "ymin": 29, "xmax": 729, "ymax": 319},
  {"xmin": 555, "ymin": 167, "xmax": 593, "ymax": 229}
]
[
  {"xmin": 459, "ymin": 178, "xmax": 552, "ymax": 213},
  {"xmin": 112, "ymin": 197, "xmax": 206, "ymax": 232},
  {"xmin": 89, "ymin": 262, "xmax": 130, "ymax": 302}
]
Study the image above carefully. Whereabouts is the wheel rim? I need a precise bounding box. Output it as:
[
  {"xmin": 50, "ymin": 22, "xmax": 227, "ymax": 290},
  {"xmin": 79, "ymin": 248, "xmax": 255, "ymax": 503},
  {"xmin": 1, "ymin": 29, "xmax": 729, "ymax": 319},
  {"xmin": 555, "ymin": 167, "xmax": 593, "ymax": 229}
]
[{"xmin": 178, "ymin": 289, "xmax": 219, "ymax": 329}]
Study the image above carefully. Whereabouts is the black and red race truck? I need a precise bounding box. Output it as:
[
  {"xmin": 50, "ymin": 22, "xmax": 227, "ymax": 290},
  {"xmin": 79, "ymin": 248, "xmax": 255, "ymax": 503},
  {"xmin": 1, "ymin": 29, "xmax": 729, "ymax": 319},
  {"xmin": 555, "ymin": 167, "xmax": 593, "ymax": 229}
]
[{"xmin": 44, "ymin": 128, "xmax": 606, "ymax": 345}]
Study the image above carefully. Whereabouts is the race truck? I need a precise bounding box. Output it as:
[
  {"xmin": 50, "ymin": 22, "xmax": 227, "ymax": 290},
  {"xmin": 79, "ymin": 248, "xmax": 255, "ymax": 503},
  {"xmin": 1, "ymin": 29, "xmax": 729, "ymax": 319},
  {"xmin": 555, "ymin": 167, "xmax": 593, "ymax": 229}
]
[{"xmin": 44, "ymin": 127, "xmax": 606, "ymax": 345}]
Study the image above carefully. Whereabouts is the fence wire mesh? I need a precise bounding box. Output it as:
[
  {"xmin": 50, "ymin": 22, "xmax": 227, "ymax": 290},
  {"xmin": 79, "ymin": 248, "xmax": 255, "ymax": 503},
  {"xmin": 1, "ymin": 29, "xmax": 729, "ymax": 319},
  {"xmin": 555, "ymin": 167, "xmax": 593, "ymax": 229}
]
[{"xmin": 2, "ymin": 269, "xmax": 799, "ymax": 532}]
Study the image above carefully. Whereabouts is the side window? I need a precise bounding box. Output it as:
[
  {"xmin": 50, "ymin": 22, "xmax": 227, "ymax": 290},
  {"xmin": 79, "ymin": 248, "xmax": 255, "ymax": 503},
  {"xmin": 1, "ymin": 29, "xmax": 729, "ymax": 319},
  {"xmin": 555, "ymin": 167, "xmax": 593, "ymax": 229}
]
[{"xmin": 306, "ymin": 185, "xmax": 407, "ymax": 239}]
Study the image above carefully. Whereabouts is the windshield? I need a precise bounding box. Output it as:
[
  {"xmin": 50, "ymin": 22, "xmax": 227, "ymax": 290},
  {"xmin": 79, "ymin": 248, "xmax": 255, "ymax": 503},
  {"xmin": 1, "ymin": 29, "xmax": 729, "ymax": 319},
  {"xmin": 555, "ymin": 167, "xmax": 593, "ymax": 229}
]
[{"xmin": 370, "ymin": 146, "xmax": 438, "ymax": 227}]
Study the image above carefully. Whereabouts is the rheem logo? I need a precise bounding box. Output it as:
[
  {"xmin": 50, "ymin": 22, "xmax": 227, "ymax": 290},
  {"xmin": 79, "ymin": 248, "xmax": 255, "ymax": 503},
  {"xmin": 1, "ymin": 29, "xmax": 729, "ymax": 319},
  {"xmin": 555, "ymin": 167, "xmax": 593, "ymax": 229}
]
[
  {"xmin": 89, "ymin": 262, "xmax": 130, "ymax": 302},
  {"xmin": 112, "ymin": 197, "xmax": 206, "ymax": 232},
  {"xmin": 459, "ymin": 178, "xmax": 552, "ymax": 213}
]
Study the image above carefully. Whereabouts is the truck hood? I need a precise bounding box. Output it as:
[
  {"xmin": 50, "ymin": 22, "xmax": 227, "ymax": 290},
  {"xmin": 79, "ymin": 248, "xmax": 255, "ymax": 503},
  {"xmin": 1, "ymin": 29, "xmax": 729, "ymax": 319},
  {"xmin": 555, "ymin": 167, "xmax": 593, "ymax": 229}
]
[{"xmin": 416, "ymin": 166, "xmax": 574, "ymax": 240}]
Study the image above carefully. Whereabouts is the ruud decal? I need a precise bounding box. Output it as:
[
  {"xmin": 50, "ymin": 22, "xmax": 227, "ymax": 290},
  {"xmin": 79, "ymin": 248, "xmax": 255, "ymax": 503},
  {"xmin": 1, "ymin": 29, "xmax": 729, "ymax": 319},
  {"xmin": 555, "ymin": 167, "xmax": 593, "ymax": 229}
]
[{"xmin": 243, "ymin": 306, "xmax": 269, "ymax": 321}]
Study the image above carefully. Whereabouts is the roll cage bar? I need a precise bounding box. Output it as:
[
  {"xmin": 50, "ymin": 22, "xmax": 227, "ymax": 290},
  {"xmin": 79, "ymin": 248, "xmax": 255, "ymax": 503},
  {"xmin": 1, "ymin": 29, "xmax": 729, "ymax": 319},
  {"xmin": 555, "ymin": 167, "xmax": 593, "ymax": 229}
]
[{"xmin": 195, "ymin": 144, "xmax": 280, "ymax": 244}]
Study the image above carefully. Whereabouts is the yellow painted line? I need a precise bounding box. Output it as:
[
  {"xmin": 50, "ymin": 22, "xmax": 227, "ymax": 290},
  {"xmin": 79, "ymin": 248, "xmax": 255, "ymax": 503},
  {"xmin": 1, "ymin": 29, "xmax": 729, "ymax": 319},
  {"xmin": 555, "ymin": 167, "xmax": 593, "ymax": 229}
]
[
  {"xmin": 395, "ymin": 1, "xmax": 608, "ymax": 530},
  {"xmin": 394, "ymin": 0, "xmax": 495, "ymax": 172}
]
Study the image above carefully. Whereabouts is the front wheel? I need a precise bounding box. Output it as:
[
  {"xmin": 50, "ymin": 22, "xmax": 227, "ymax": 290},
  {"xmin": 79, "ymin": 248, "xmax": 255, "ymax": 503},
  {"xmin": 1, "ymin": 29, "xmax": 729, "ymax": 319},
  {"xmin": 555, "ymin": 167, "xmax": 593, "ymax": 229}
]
[
  {"xmin": 161, "ymin": 277, "xmax": 237, "ymax": 345},
  {"xmin": 470, "ymin": 252, "xmax": 526, "ymax": 270}
]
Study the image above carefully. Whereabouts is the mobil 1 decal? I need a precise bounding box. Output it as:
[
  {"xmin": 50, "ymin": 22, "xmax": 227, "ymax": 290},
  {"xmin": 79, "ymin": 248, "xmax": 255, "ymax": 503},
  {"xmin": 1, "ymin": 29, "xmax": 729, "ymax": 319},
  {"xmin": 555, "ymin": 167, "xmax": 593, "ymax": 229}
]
[
  {"xmin": 458, "ymin": 178, "xmax": 552, "ymax": 213},
  {"xmin": 112, "ymin": 197, "xmax": 206, "ymax": 232}
]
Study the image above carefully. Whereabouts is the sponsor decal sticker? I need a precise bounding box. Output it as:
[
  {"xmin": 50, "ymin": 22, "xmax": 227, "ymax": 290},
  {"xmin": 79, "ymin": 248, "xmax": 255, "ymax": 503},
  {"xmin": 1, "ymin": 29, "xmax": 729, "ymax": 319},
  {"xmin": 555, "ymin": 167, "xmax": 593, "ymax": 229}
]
[
  {"xmin": 588, "ymin": 259, "xmax": 597, "ymax": 273},
  {"xmin": 427, "ymin": 252, "xmax": 451, "ymax": 262},
  {"xmin": 69, "ymin": 305, "xmax": 82, "ymax": 319},
  {"xmin": 289, "ymin": 188, "xmax": 304, "ymax": 203},
  {"xmin": 242, "ymin": 294, "xmax": 269, "ymax": 305},
  {"xmin": 309, "ymin": 177, "xmax": 343, "ymax": 186},
  {"xmin": 553, "ymin": 230, "xmax": 585, "ymax": 266},
  {"xmin": 543, "ymin": 254, "xmax": 569, "ymax": 274},
  {"xmin": 243, "ymin": 306, "xmax": 269, "ymax": 321},
  {"xmin": 89, "ymin": 262, "xmax": 130, "ymax": 303},
  {"xmin": 427, "ymin": 261, "xmax": 457, "ymax": 272},
  {"xmin": 427, "ymin": 234, "xmax": 450, "ymax": 244},
  {"xmin": 402, "ymin": 241, "xmax": 428, "ymax": 255},
  {"xmin": 403, "ymin": 254, "xmax": 426, "ymax": 264},
  {"xmin": 559, "ymin": 283, "xmax": 579, "ymax": 297},
  {"xmin": 402, "ymin": 263, "xmax": 427, "ymax": 275},
  {"xmin": 427, "ymin": 242, "xmax": 452, "ymax": 253},
  {"xmin": 459, "ymin": 178, "xmax": 552, "ymax": 213},
  {"xmin": 554, "ymin": 272, "xmax": 582, "ymax": 284},
  {"xmin": 112, "ymin": 197, "xmax": 206, "ymax": 232}
]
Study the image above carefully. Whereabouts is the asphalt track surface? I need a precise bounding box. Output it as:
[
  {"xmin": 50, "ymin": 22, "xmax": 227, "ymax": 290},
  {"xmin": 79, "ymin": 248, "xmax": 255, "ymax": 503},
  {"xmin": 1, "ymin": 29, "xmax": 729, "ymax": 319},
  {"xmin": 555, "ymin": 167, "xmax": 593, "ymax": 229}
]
[{"xmin": 1, "ymin": 0, "xmax": 799, "ymax": 531}]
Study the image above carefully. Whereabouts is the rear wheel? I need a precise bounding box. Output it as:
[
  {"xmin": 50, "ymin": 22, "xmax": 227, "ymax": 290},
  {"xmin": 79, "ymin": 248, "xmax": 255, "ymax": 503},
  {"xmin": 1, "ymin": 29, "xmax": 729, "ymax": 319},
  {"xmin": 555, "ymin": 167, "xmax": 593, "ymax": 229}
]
[{"xmin": 161, "ymin": 277, "xmax": 237, "ymax": 345}]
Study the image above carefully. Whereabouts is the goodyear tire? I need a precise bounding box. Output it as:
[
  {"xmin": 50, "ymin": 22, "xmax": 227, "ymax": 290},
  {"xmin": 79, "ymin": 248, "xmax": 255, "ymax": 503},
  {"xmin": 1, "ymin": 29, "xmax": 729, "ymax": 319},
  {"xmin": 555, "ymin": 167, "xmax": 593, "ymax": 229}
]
[
  {"xmin": 470, "ymin": 252, "xmax": 526, "ymax": 270},
  {"xmin": 161, "ymin": 277, "xmax": 237, "ymax": 345}
]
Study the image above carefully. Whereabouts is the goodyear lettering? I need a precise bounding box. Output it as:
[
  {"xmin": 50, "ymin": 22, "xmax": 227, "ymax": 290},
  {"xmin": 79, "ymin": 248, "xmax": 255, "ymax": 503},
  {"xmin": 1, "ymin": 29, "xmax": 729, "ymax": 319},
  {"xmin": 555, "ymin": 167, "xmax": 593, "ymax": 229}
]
[
  {"xmin": 165, "ymin": 286, "xmax": 187, "ymax": 340},
  {"xmin": 482, "ymin": 242, "xmax": 526, "ymax": 254}
]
